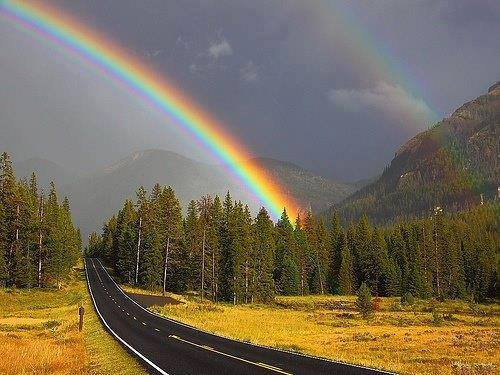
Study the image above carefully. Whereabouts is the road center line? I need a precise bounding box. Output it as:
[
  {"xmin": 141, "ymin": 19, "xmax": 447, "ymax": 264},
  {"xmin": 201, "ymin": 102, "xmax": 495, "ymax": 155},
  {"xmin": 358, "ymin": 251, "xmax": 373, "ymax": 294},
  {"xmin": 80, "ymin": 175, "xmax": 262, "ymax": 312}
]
[
  {"xmin": 92, "ymin": 261, "xmax": 103, "ymax": 283},
  {"xmin": 168, "ymin": 335, "xmax": 292, "ymax": 375}
]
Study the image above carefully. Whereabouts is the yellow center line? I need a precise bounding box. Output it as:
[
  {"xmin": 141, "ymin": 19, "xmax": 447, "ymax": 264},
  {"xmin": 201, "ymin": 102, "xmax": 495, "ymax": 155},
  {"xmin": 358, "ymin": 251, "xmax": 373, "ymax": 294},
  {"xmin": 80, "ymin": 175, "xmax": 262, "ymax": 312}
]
[
  {"xmin": 168, "ymin": 335, "xmax": 292, "ymax": 375},
  {"xmin": 92, "ymin": 261, "xmax": 103, "ymax": 283}
]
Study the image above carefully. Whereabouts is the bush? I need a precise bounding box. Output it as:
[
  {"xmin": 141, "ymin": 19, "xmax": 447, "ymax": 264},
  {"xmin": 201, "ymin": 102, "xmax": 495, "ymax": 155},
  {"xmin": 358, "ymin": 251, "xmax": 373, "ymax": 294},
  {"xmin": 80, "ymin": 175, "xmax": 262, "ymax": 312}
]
[
  {"xmin": 432, "ymin": 310, "xmax": 443, "ymax": 326},
  {"xmin": 356, "ymin": 282, "xmax": 373, "ymax": 318},
  {"xmin": 401, "ymin": 292, "xmax": 415, "ymax": 305}
]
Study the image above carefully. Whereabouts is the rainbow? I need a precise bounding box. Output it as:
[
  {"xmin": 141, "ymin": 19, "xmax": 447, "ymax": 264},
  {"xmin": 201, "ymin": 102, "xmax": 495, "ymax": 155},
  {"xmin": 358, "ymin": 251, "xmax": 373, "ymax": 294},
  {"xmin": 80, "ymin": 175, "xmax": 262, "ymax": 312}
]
[
  {"xmin": 309, "ymin": 1, "xmax": 439, "ymax": 129},
  {"xmin": 0, "ymin": 0, "xmax": 300, "ymax": 220}
]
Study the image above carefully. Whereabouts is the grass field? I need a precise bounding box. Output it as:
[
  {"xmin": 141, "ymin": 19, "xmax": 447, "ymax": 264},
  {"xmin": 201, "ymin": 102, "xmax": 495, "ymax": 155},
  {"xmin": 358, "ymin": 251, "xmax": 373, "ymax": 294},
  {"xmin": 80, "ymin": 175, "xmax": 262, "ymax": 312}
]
[
  {"xmin": 128, "ymin": 290, "xmax": 499, "ymax": 375},
  {"xmin": 0, "ymin": 266, "xmax": 146, "ymax": 375}
]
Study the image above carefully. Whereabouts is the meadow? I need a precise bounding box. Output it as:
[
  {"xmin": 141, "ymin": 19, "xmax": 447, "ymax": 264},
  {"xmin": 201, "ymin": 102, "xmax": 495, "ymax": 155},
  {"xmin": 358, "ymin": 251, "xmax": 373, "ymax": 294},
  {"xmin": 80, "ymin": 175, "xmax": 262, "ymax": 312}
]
[
  {"xmin": 130, "ymin": 289, "xmax": 499, "ymax": 375},
  {"xmin": 0, "ymin": 266, "xmax": 146, "ymax": 375}
]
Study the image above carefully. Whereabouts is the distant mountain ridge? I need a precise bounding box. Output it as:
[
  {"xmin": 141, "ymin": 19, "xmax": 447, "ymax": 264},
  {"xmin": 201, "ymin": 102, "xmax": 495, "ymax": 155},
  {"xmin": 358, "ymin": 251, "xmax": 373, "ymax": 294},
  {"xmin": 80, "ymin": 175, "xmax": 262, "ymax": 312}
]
[
  {"xmin": 331, "ymin": 81, "xmax": 500, "ymax": 223},
  {"xmin": 28, "ymin": 149, "xmax": 358, "ymax": 239},
  {"xmin": 15, "ymin": 157, "xmax": 76, "ymax": 189},
  {"xmin": 250, "ymin": 157, "xmax": 357, "ymax": 213}
]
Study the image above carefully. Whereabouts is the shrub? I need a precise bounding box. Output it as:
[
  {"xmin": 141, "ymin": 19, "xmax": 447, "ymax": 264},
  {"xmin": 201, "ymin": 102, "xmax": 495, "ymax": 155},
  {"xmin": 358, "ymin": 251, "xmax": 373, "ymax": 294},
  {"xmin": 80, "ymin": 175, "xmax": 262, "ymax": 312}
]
[
  {"xmin": 401, "ymin": 292, "xmax": 415, "ymax": 305},
  {"xmin": 356, "ymin": 282, "xmax": 373, "ymax": 318},
  {"xmin": 42, "ymin": 320, "xmax": 61, "ymax": 330},
  {"xmin": 432, "ymin": 310, "xmax": 443, "ymax": 326}
]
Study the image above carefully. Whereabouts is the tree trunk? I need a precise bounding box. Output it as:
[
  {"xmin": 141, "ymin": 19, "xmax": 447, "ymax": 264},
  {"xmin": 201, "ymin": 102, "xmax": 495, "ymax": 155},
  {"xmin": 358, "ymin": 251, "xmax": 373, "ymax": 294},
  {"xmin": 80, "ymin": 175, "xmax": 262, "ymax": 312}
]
[
  {"xmin": 135, "ymin": 217, "xmax": 142, "ymax": 285},
  {"xmin": 163, "ymin": 237, "xmax": 170, "ymax": 296},
  {"xmin": 201, "ymin": 229, "xmax": 205, "ymax": 302}
]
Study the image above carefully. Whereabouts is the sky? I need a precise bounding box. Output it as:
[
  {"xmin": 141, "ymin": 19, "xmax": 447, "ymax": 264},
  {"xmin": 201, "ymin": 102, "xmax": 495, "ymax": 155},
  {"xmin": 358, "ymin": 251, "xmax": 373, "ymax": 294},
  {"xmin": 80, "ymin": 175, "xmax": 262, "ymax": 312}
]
[{"xmin": 0, "ymin": 0, "xmax": 499, "ymax": 181}]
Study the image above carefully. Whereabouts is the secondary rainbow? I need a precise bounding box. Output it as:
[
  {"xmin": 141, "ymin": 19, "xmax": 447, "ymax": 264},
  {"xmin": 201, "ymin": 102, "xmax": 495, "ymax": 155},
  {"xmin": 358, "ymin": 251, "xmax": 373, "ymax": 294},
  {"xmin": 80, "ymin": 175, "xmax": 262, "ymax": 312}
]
[{"xmin": 1, "ymin": 0, "xmax": 300, "ymax": 219}]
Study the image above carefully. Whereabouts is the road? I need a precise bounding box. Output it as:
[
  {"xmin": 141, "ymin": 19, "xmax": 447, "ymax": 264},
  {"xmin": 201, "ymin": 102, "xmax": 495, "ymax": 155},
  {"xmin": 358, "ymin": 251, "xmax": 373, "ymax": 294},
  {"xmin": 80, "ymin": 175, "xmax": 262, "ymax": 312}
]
[{"xmin": 85, "ymin": 258, "xmax": 390, "ymax": 375}]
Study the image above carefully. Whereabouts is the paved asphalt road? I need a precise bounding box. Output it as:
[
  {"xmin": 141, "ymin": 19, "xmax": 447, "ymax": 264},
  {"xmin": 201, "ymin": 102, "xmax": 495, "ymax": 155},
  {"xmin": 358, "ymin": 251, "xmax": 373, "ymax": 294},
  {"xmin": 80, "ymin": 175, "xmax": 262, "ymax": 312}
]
[{"xmin": 85, "ymin": 258, "xmax": 391, "ymax": 375}]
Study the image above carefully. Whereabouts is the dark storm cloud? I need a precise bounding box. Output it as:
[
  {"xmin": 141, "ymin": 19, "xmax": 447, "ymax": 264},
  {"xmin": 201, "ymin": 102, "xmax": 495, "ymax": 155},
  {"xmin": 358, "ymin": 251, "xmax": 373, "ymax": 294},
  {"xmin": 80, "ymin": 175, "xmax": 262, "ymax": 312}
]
[{"xmin": 1, "ymin": 0, "xmax": 499, "ymax": 180}]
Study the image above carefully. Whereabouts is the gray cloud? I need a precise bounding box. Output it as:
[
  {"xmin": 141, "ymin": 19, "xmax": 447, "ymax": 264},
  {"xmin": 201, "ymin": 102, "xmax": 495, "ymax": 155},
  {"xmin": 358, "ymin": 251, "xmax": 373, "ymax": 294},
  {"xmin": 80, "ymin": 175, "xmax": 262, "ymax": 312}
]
[
  {"xmin": 208, "ymin": 38, "xmax": 232, "ymax": 59},
  {"xmin": 329, "ymin": 82, "xmax": 433, "ymax": 123},
  {"xmin": 240, "ymin": 61, "xmax": 258, "ymax": 82}
]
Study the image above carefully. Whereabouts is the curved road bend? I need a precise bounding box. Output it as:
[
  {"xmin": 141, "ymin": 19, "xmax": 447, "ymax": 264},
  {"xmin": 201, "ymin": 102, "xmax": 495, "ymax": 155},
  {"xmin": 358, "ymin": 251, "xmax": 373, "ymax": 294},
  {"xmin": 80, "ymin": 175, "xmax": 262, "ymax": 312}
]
[{"xmin": 85, "ymin": 258, "xmax": 391, "ymax": 375}]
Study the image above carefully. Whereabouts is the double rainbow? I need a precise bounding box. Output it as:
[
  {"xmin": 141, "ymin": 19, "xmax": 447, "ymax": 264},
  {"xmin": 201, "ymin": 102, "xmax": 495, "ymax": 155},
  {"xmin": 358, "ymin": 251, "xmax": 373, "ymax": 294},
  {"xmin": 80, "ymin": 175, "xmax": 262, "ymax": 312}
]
[{"xmin": 1, "ymin": 0, "xmax": 300, "ymax": 220}]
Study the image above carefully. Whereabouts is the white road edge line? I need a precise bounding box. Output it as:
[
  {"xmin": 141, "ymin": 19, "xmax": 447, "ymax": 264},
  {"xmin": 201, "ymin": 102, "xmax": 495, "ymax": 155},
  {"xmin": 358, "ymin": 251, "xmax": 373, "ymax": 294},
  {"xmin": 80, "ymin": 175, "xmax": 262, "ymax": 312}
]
[
  {"xmin": 94, "ymin": 259, "xmax": 394, "ymax": 375},
  {"xmin": 86, "ymin": 259, "xmax": 169, "ymax": 375}
]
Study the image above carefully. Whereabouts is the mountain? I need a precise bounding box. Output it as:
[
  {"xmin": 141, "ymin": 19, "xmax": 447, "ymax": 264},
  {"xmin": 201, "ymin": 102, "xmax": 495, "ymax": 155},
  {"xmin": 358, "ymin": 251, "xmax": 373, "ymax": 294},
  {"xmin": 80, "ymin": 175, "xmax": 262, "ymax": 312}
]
[
  {"xmin": 332, "ymin": 81, "xmax": 500, "ymax": 223},
  {"xmin": 61, "ymin": 149, "xmax": 355, "ymax": 239},
  {"xmin": 250, "ymin": 157, "xmax": 356, "ymax": 213},
  {"xmin": 15, "ymin": 158, "xmax": 76, "ymax": 189},
  {"xmin": 62, "ymin": 149, "xmax": 242, "ymax": 239}
]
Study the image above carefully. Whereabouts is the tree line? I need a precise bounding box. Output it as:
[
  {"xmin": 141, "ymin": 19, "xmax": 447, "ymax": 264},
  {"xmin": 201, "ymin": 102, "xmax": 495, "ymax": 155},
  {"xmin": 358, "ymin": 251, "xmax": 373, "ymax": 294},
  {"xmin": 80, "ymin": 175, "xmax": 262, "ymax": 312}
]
[
  {"xmin": 87, "ymin": 183, "xmax": 498, "ymax": 303},
  {"xmin": 0, "ymin": 153, "xmax": 81, "ymax": 288}
]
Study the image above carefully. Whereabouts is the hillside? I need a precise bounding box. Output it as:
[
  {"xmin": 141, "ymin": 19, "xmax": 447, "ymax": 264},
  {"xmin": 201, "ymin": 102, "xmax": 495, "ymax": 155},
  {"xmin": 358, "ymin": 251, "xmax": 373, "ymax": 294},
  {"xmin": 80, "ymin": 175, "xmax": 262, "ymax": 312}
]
[
  {"xmin": 250, "ymin": 157, "xmax": 356, "ymax": 213},
  {"xmin": 332, "ymin": 81, "xmax": 500, "ymax": 223},
  {"xmin": 15, "ymin": 157, "xmax": 76, "ymax": 189},
  {"xmin": 59, "ymin": 149, "xmax": 355, "ymax": 239}
]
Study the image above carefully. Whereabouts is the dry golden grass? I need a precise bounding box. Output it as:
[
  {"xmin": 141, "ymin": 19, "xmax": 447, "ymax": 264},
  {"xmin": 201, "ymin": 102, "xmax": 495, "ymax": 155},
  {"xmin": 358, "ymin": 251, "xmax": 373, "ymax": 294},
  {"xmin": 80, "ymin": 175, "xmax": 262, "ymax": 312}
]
[
  {"xmin": 121, "ymin": 284, "xmax": 189, "ymax": 304},
  {"xmin": 0, "ymin": 266, "xmax": 146, "ymax": 375},
  {"xmin": 148, "ymin": 294, "xmax": 499, "ymax": 375}
]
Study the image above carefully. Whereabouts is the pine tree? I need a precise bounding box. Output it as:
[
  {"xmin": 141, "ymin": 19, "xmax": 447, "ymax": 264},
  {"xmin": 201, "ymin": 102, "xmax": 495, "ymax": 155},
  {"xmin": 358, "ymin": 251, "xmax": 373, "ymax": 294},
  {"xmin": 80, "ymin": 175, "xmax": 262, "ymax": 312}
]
[
  {"xmin": 384, "ymin": 256, "xmax": 401, "ymax": 296},
  {"xmin": 0, "ymin": 152, "xmax": 18, "ymax": 283},
  {"xmin": 158, "ymin": 186, "xmax": 184, "ymax": 294},
  {"xmin": 252, "ymin": 207, "xmax": 275, "ymax": 303},
  {"xmin": 356, "ymin": 282, "xmax": 373, "ymax": 318},
  {"xmin": 238, "ymin": 204, "xmax": 254, "ymax": 303},
  {"xmin": 140, "ymin": 229, "xmax": 163, "ymax": 289},
  {"xmin": 101, "ymin": 216, "xmax": 118, "ymax": 265},
  {"xmin": 338, "ymin": 241, "xmax": 355, "ymax": 295},
  {"xmin": 116, "ymin": 200, "xmax": 138, "ymax": 283},
  {"xmin": 86, "ymin": 232, "xmax": 102, "ymax": 257},
  {"xmin": 219, "ymin": 192, "xmax": 234, "ymax": 301},
  {"xmin": 281, "ymin": 252, "xmax": 300, "ymax": 295},
  {"xmin": 184, "ymin": 200, "xmax": 200, "ymax": 291},
  {"xmin": 206, "ymin": 195, "xmax": 222, "ymax": 301},
  {"xmin": 44, "ymin": 182, "xmax": 64, "ymax": 288},
  {"xmin": 355, "ymin": 214, "xmax": 373, "ymax": 288},
  {"xmin": 405, "ymin": 224, "xmax": 424, "ymax": 297},
  {"xmin": 227, "ymin": 201, "xmax": 247, "ymax": 303},
  {"xmin": 294, "ymin": 214, "xmax": 310, "ymax": 295},
  {"xmin": 12, "ymin": 245, "xmax": 33, "ymax": 288},
  {"xmin": 327, "ymin": 212, "xmax": 344, "ymax": 294},
  {"xmin": 0, "ymin": 200, "xmax": 7, "ymax": 285},
  {"xmin": 388, "ymin": 227, "xmax": 408, "ymax": 295},
  {"xmin": 274, "ymin": 209, "xmax": 298, "ymax": 295},
  {"xmin": 367, "ymin": 228, "xmax": 388, "ymax": 295}
]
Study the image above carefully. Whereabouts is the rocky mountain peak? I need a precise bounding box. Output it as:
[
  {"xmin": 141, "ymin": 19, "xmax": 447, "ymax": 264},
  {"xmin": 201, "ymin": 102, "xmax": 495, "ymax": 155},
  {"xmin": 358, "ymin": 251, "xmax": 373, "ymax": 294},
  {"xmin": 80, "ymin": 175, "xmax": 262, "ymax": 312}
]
[{"xmin": 488, "ymin": 81, "xmax": 500, "ymax": 95}]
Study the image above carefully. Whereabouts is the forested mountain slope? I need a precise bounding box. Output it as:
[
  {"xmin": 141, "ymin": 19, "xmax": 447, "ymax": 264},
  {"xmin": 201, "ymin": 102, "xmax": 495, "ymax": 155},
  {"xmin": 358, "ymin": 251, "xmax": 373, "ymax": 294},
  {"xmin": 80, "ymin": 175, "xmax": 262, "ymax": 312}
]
[
  {"xmin": 249, "ymin": 157, "xmax": 357, "ymax": 213},
  {"xmin": 332, "ymin": 82, "xmax": 500, "ymax": 223}
]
